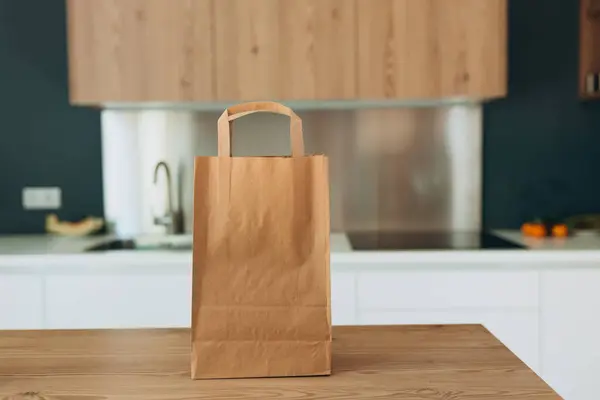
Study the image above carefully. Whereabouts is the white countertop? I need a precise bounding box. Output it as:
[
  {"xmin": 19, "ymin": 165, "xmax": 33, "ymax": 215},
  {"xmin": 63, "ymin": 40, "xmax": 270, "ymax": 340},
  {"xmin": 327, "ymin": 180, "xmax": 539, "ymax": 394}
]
[
  {"xmin": 0, "ymin": 233, "xmax": 351, "ymax": 254},
  {"xmin": 1, "ymin": 230, "xmax": 600, "ymax": 270},
  {"xmin": 0, "ymin": 234, "xmax": 115, "ymax": 255}
]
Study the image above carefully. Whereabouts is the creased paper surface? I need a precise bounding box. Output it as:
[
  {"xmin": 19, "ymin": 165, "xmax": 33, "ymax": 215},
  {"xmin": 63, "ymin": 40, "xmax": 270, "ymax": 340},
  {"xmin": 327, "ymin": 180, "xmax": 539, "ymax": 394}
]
[{"xmin": 192, "ymin": 155, "xmax": 331, "ymax": 379}]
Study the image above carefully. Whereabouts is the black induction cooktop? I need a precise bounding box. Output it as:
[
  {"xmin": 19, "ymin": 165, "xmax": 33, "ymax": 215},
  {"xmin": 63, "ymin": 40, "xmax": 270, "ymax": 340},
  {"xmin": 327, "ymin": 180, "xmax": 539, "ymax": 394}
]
[{"xmin": 347, "ymin": 231, "xmax": 524, "ymax": 251}]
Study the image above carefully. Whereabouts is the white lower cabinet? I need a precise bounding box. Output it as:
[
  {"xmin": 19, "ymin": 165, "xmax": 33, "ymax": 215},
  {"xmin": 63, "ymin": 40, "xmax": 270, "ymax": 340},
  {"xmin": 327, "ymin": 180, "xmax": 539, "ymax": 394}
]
[
  {"xmin": 540, "ymin": 268, "xmax": 600, "ymax": 400},
  {"xmin": 43, "ymin": 271, "xmax": 358, "ymax": 329},
  {"xmin": 357, "ymin": 270, "xmax": 539, "ymax": 309},
  {"xmin": 331, "ymin": 271, "xmax": 357, "ymax": 325},
  {"xmin": 45, "ymin": 274, "xmax": 191, "ymax": 329},
  {"xmin": 0, "ymin": 275, "xmax": 43, "ymax": 329}
]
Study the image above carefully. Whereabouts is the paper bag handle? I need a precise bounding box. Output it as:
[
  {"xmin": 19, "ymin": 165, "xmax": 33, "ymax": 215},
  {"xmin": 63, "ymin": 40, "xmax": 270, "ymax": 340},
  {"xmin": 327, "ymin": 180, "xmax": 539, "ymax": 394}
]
[{"xmin": 217, "ymin": 101, "xmax": 305, "ymax": 157}]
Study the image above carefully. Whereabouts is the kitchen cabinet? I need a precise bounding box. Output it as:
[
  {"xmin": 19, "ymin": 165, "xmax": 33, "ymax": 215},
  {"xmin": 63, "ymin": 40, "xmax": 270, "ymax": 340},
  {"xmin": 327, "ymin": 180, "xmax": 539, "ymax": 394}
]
[
  {"xmin": 45, "ymin": 274, "xmax": 192, "ymax": 329},
  {"xmin": 331, "ymin": 271, "xmax": 357, "ymax": 325},
  {"xmin": 213, "ymin": 0, "xmax": 356, "ymax": 101},
  {"xmin": 0, "ymin": 275, "xmax": 43, "ymax": 329},
  {"xmin": 66, "ymin": 0, "xmax": 507, "ymax": 104},
  {"xmin": 42, "ymin": 270, "xmax": 356, "ymax": 329},
  {"xmin": 357, "ymin": 270, "xmax": 538, "ymax": 310},
  {"xmin": 357, "ymin": 0, "xmax": 507, "ymax": 100},
  {"xmin": 580, "ymin": 0, "xmax": 600, "ymax": 98},
  {"xmin": 66, "ymin": 0, "xmax": 214, "ymax": 103},
  {"xmin": 540, "ymin": 268, "xmax": 600, "ymax": 400}
]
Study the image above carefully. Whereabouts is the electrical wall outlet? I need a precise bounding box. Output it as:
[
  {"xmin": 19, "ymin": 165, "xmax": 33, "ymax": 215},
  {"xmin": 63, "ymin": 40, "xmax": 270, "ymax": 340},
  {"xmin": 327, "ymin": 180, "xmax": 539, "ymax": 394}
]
[{"xmin": 22, "ymin": 187, "xmax": 62, "ymax": 210}]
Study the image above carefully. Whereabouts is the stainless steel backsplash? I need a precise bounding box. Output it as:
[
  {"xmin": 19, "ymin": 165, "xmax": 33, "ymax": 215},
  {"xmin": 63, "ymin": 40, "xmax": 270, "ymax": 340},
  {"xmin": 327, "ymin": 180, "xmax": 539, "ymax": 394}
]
[{"xmin": 102, "ymin": 106, "xmax": 481, "ymax": 236}]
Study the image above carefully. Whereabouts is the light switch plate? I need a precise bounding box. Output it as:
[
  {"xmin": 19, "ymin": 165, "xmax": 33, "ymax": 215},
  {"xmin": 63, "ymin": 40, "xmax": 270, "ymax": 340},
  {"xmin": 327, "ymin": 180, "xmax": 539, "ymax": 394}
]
[{"xmin": 22, "ymin": 187, "xmax": 62, "ymax": 210}]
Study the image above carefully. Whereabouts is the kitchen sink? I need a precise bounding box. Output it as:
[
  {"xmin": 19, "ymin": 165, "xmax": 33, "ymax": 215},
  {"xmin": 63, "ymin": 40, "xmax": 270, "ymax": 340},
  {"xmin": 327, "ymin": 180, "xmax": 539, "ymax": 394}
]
[{"xmin": 86, "ymin": 234, "xmax": 193, "ymax": 252}]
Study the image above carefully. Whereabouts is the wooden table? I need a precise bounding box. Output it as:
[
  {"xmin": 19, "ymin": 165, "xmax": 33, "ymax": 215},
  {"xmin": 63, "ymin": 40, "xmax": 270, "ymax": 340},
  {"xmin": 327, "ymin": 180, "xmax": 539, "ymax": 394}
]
[{"xmin": 0, "ymin": 325, "xmax": 560, "ymax": 399}]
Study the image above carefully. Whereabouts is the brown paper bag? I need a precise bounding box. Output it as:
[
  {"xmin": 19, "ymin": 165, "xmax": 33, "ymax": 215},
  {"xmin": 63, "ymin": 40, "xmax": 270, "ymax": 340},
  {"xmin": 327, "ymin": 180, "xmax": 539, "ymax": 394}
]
[{"xmin": 191, "ymin": 101, "xmax": 331, "ymax": 379}]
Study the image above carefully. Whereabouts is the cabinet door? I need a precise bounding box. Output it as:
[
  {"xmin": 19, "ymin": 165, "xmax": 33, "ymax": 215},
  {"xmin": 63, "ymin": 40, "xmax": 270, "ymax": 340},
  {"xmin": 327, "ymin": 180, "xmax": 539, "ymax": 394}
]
[
  {"xmin": 67, "ymin": 0, "xmax": 213, "ymax": 103},
  {"xmin": 357, "ymin": 0, "xmax": 507, "ymax": 100},
  {"xmin": 540, "ymin": 269, "xmax": 600, "ymax": 400},
  {"xmin": 214, "ymin": 0, "xmax": 356, "ymax": 101},
  {"xmin": 46, "ymin": 274, "xmax": 191, "ymax": 329},
  {"xmin": 357, "ymin": 270, "xmax": 539, "ymax": 310},
  {"xmin": 331, "ymin": 271, "xmax": 357, "ymax": 325},
  {"xmin": 0, "ymin": 275, "xmax": 43, "ymax": 329}
]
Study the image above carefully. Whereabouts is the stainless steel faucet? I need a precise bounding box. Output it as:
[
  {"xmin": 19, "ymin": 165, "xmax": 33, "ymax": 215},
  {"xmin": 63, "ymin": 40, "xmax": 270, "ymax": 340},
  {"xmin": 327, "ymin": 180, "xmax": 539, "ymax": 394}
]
[{"xmin": 153, "ymin": 161, "xmax": 183, "ymax": 235}]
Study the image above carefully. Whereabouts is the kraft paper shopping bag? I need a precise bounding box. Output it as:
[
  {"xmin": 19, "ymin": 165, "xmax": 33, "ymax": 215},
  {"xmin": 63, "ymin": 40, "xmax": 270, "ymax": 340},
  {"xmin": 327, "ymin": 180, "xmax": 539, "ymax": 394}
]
[{"xmin": 191, "ymin": 101, "xmax": 331, "ymax": 379}]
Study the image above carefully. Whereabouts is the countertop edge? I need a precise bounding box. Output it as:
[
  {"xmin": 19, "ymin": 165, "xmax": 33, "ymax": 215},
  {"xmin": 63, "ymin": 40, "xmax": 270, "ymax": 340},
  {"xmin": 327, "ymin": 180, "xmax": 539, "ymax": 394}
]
[
  {"xmin": 2, "ymin": 230, "xmax": 600, "ymax": 270},
  {"xmin": 2, "ymin": 249, "xmax": 600, "ymax": 272}
]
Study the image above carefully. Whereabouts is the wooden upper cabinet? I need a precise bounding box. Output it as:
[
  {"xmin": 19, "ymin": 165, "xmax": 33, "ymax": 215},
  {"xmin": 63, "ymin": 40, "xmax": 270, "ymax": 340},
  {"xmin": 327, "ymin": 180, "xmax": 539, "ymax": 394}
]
[
  {"xmin": 357, "ymin": 0, "xmax": 507, "ymax": 100},
  {"xmin": 213, "ymin": 0, "xmax": 356, "ymax": 101},
  {"xmin": 66, "ymin": 0, "xmax": 507, "ymax": 104},
  {"xmin": 67, "ymin": 0, "xmax": 214, "ymax": 104},
  {"xmin": 580, "ymin": 0, "xmax": 600, "ymax": 99}
]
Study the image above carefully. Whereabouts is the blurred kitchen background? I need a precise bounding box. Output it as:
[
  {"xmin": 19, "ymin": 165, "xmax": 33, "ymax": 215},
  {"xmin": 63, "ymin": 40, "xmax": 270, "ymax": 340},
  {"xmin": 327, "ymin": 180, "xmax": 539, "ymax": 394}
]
[
  {"xmin": 1, "ymin": 0, "xmax": 600, "ymax": 235},
  {"xmin": 101, "ymin": 107, "xmax": 481, "ymax": 236}
]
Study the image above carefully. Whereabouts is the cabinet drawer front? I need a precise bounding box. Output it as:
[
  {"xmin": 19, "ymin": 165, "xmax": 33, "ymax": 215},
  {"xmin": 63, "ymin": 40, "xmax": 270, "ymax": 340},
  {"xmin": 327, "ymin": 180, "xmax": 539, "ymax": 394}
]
[
  {"xmin": 331, "ymin": 272, "xmax": 356, "ymax": 325},
  {"xmin": 46, "ymin": 272, "xmax": 355, "ymax": 329},
  {"xmin": 358, "ymin": 270, "xmax": 538, "ymax": 310},
  {"xmin": 46, "ymin": 275, "xmax": 191, "ymax": 329},
  {"xmin": 0, "ymin": 276, "xmax": 43, "ymax": 329}
]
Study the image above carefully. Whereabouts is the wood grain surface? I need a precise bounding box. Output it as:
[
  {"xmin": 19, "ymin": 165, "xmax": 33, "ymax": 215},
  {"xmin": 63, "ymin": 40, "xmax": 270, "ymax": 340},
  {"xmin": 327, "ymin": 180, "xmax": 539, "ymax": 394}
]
[
  {"xmin": 67, "ymin": 0, "xmax": 507, "ymax": 103},
  {"xmin": 357, "ymin": 0, "xmax": 507, "ymax": 100},
  {"xmin": 580, "ymin": 0, "xmax": 600, "ymax": 98},
  {"xmin": 0, "ymin": 325, "xmax": 560, "ymax": 399},
  {"xmin": 67, "ymin": 0, "xmax": 214, "ymax": 103},
  {"xmin": 214, "ymin": 0, "xmax": 356, "ymax": 101}
]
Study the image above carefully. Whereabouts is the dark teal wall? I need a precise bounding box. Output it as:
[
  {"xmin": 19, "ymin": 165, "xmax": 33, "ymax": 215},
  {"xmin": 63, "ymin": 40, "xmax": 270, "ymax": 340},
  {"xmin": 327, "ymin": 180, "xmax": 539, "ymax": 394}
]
[
  {"xmin": 0, "ymin": 0, "xmax": 103, "ymax": 234},
  {"xmin": 483, "ymin": 0, "xmax": 600, "ymax": 228}
]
